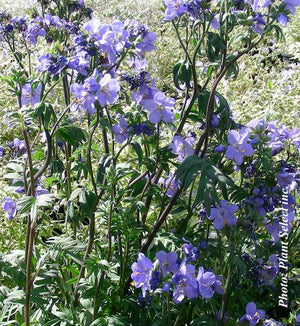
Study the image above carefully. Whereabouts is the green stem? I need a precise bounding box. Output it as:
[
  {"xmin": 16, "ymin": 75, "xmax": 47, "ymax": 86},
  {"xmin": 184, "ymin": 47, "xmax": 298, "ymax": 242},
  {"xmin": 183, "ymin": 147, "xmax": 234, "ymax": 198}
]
[
  {"xmin": 4, "ymin": 35, "xmax": 28, "ymax": 77},
  {"xmin": 22, "ymin": 128, "xmax": 36, "ymax": 326},
  {"xmin": 26, "ymin": 115, "xmax": 52, "ymax": 195},
  {"xmin": 176, "ymin": 20, "xmax": 209, "ymax": 134},
  {"xmin": 64, "ymin": 143, "xmax": 72, "ymax": 196},
  {"xmin": 195, "ymin": 36, "xmax": 263, "ymax": 157},
  {"xmin": 62, "ymin": 74, "xmax": 70, "ymax": 107},
  {"xmin": 219, "ymin": 260, "xmax": 232, "ymax": 325},
  {"xmin": 73, "ymin": 109, "xmax": 101, "ymax": 305}
]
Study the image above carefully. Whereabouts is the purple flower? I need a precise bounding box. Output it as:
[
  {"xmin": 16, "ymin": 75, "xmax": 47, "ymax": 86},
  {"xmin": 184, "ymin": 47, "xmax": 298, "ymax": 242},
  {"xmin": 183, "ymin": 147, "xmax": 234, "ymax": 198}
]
[
  {"xmin": 147, "ymin": 91, "xmax": 175, "ymax": 124},
  {"xmin": 84, "ymin": 72, "xmax": 100, "ymax": 93},
  {"xmin": 131, "ymin": 82, "xmax": 157, "ymax": 109},
  {"xmin": 11, "ymin": 16, "xmax": 27, "ymax": 32},
  {"xmin": 150, "ymin": 270, "xmax": 161, "ymax": 290},
  {"xmin": 162, "ymin": 281, "xmax": 171, "ymax": 292},
  {"xmin": 122, "ymin": 70, "xmax": 149, "ymax": 90},
  {"xmin": 283, "ymin": 0, "xmax": 300, "ymax": 15},
  {"xmin": 172, "ymin": 259, "xmax": 199, "ymax": 303},
  {"xmin": 182, "ymin": 242, "xmax": 199, "ymax": 262},
  {"xmin": 112, "ymin": 118, "xmax": 129, "ymax": 143},
  {"xmin": 48, "ymin": 55, "xmax": 67, "ymax": 76},
  {"xmin": 131, "ymin": 253, "xmax": 153, "ymax": 297},
  {"xmin": 97, "ymin": 73, "xmax": 120, "ymax": 106},
  {"xmin": 26, "ymin": 23, "xmax": 46, "ymax": 44},
  {"xmin": 253, "ymin": 14, "xmax": 266, "ymax": 34},
  {"xmin": 7, "ymin": 138, "xmax": 26, "ymax": 154},
  {"xmin": 169, "ymin": 135, "xmax": 195, "ymax": 162},
  {"xmin": 2, "ymin": 197, "xmax": 17, "ymax": 220},
  {"xmin": 197, "ymin": 267, "xmax": 216, "ymax": 299},
  {"xmin": 212, "ymin": 275, "xmax": 224, "ymax": 294},
  {"xmin": 265, "ymin": 217, "xmax": 280, "ymax": 243},
  {"xmin": 276, "ymin": 169, "xmax": 297, "ymax": 190},
  {"xmin": 37, "ymin": 54, "xmax": 67, "ymax": 75},
  {"xmin": 0, "ymin": 145, "xmax": 5, "ymax": 157},
  {"xmin": 68, "ymin": 54, "xmax": 90, "ymax": 76},
  {"xmin": 261, "ymin": 254, "xmax": 279, "ymax": 285},
  {"xmin": 270, "ymin": 140, "xmax": 283, "ymax": 156},
  {"xmin": 211, "ymin": 115, "xmax": 220, "ymax": 128},
  {"xmin": 239, "ymin": 302, "xmax": 265, "ymax": 325},
  {"xmin": 225, "ymin": 128, "xmax": 254, "ymax": 165},
  {"xmin": 246, "ymin": 197, "xmax": 266, "ymax": 217},
  {"xmin": 277, "ymin": 13, "xmax": 288, "ymax": 26},
  {"xmin": 132, "ymin": 123, "xmax": 152, "ymax": 136},
  {"xmin": 35, "ymin": 184, "xmax": 49, "ymax": 197},
  {"xmin": 156, "ymin": 250, "xmax": 178, "ymax": 277},
  {"xmin": 84, "ymin": 18, "xmax": 110, "ymax": 40},
  {"xmin": 212, "ymin": 15, "xmax": 220, "ymax": 30},
  {"xmin": 214, "ymin": 144, "xmax": 226, "ymax": 153},
  {"xmin": 107, "ymin": 20, "xmax": 129, "ymax": 52},
  {"xmin": 70, "ymin": 83, "xmax": 96, "ymax": 114},
  {"xmin": 208, "ymin": 200, "xmax": 238, "ymax": 230},
  {"xmin": 136, "ymin": 31, "xmax": 157, "ymax": 54},
  {"xmin": 43, "ymin": 14, "xmax": 63, "ymax": 28},
  {"xmin": 164, "ymin": 175, "xmax": 179, "ymax": 197},
  {"xmin": 164, "ymin": 0, "xmax": 188, "ymax": 21},
  {"xmin": 252, "ymin": 0, "xmax": 271, "ymax": 11},
  {"xmin": 37, "ymin": 53, "xmax": 54, "ymax": 72},
  {"xmin": 21, "ymin": 82, "xmax": 42, "ymax": 106}
]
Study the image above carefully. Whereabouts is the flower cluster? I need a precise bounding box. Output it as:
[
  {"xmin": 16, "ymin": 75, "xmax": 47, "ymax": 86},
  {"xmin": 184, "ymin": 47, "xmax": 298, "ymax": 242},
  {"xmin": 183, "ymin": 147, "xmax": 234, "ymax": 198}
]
[
  {"xmin": 162, "ymin": 0, "xmax": 300, "ymax": 33},
  {"xmin": 6, "ymin": 138, "xmax": 26, "ymax": 158},
  {"xmin": 1, "ymin": 197, "xmax": 17, "ymax": 221},
  {"xmin": 169, "ymin": 135, "xmax": 195, "ymax": 162},
  {"xmin": 239, "ymin": 302, "xmax": 265, "ymax": 325},
  {"xmin": 208, "ymin": 200, "xmax": 239, "ymax": 230},
  {"xmin": 225, "ymin": 128, "xmax": 254, "ymax": 165},
  {"xmin": 242, "ymin": 253, "xmax": 279, "ymax": 287},
  {"xmin": 21, "ymin": 81, "xmax": 42, "ymax": 106},
  {"xmin": 132, "ymin": 82, "xmax": 176, "ymax": 124},
  {"xmin": 131, "ymin": 250, "xmax": 221, "ymax": 304},
  {"xmin": 70, "ymin": 69, "xmax": 120, "ymax": 114}
]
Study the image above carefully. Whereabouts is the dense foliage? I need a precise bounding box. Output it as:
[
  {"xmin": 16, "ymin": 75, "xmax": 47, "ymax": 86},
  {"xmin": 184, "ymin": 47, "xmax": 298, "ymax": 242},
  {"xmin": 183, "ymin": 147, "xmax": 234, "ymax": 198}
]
[{"xmin": 0, "ymin": 0, "xmax": 299, "ymax": 325}]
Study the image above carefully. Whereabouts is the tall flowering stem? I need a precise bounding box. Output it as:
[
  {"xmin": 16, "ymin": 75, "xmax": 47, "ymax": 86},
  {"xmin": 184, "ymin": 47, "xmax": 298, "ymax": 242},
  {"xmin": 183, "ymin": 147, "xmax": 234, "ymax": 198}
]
[
  {"xmin": 195, "ymin": 35, "xmax": 263, "ymax": 157},
  {"xmin": 219, "ymin": 256, "xmax": 232, "ymax": 326},
  {"xmin": 22, "ymin": 127, "xmax": 35, "ymax": 326},
  {"xmin": 73, "ymin": 107, "xmax": 101, "ymax": 304}
]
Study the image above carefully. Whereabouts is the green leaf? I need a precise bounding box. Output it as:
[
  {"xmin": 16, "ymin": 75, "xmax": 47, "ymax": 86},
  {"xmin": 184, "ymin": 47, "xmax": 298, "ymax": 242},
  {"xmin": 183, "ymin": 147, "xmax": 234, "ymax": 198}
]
[
  {"xmin": 6, "ymin": 162, "xmax": 24, "ymax": 173},
  {"xmin": 51, "ymin": 159, "xmax": 65, "ymax": 174},
  {"xmin": 55, "ymin": 125, "xmax": 87, "ymax": 147},
  {"xmin": 176, "ymin": 155, "xmax": 202, "ymax": 190},
  {"xmin": 35, "ymin": 194, "xmax": 54, "ymax": 208},
  {"xmin": 79, "ymin": 188, "xmax": 97, "ymax": 218},
  {"xmin": 230, "ymin": 185, "xmax": 249, "ymax": 202},
  {"xmin": 69, "ymin": 188, "xmax": 83, "ymax": 202},
  {"xmin": 17, "ymin": 196, "xmax": 36, "ymax": 214},
  {"xmin": 131, "ymin": 142, "xmax": 143, "ymax": 164},
  {"xmin": 192, "ymin": 160, "xmax": 232, "ymax": 213},
  {"xmin": 225, "ymin": 62, "xmax": 239, "ymax": 80},
  {"xmin": 33, "ymin": 102, "xmax": 56, "ymax": 128},
  {"xmin": 173, "ymin": 60, "xmax": 192, "ymax": 90},
  {"xmin": 198, "ymin": 90, "xmax": 210, "ymax": 119},
  {"xmin": 206, "ymin": 32, "xmax": 224, "ymax": 62},
  {"xmin": 204, "ymin": 162, "xmax": 233, "ymax": 186},
  {"xmin": 96, "ymin": 154, "xmax": 113, "ymax": 185},
  {"xmin": 2, "ymin": 172, "xmax": 23, "ymax": 180}
]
